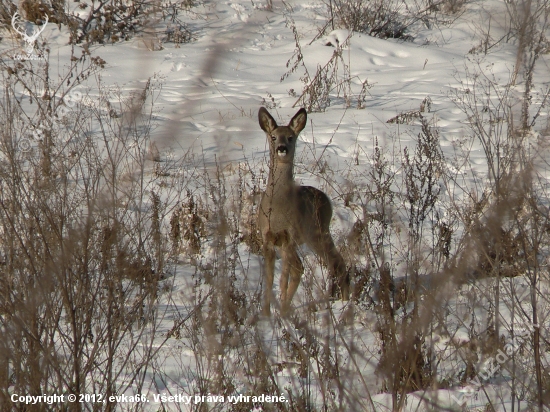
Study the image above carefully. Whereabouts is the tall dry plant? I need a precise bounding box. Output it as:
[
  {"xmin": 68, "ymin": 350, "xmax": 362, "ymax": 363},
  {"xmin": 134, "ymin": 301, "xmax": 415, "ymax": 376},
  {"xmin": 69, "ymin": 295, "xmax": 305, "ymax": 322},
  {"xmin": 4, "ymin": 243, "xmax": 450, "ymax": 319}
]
[{"xmin": 0, "ymin": 50, "xmax": 180, "ymax": 411}]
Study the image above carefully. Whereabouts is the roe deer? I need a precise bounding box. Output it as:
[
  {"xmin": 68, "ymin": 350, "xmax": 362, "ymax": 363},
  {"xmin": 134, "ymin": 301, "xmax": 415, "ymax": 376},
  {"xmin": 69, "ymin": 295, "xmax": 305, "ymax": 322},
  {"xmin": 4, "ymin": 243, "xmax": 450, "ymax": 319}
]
[{"xmin": 257, "ymin": 107, "xmax": 350, "ymax": 315}]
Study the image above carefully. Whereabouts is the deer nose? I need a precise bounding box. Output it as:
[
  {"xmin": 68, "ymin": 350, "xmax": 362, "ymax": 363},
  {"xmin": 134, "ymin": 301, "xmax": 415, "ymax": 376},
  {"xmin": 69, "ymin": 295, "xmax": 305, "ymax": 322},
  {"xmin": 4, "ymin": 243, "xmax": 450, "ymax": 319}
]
[{"xmin": 276, "ymin": 145, "xmax": 288, "ymax": 157}]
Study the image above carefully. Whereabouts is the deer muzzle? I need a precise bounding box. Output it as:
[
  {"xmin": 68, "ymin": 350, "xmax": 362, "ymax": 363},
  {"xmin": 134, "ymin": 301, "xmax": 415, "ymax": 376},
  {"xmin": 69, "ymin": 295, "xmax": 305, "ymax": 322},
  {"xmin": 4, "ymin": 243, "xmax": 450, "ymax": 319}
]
[{"xmin": 276, "ymin": 145, "xmax": 288, "ymax": 157}]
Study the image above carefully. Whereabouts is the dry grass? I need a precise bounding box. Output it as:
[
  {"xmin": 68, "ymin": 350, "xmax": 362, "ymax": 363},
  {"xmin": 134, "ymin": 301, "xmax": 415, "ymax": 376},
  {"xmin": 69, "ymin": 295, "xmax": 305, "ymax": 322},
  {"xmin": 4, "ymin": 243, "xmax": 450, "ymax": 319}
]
[{"xmin": 0, "ymin": 1, "xmax": 549, "ymax": 412}]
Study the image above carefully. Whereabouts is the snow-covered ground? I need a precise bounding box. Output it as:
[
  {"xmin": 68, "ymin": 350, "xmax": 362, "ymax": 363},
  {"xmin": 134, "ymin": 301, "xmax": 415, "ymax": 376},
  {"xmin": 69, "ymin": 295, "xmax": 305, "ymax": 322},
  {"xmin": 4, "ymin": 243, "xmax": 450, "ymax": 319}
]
[{"xmin": 2, "ymin": 0, "xmax": 550, "ymax": 411}]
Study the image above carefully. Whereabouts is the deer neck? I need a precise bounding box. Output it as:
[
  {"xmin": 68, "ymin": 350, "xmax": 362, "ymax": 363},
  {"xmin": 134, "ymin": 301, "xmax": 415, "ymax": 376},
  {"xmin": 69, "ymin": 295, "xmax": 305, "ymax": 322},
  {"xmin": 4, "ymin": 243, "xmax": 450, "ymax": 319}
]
[{"xmin": 266, "ymin": 158, "xmax": 294, "ymax": 198}]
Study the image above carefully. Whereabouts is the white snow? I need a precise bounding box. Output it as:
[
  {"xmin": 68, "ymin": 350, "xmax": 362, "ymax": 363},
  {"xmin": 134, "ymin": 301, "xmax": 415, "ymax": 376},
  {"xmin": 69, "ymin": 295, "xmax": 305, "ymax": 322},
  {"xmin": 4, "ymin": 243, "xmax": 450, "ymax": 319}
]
[{"xmin": 2, "ymin": 0, "xmax": 549, "ymax": 411}]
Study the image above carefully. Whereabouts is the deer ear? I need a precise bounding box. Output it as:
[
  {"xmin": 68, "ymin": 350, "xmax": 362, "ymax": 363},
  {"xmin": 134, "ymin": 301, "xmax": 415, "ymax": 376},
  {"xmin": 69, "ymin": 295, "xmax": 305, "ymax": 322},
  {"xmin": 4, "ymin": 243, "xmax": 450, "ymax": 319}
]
[
  {"xmin": 289, "ymin": 108, "xmax": 307, "ymax": 135},
  {"xmin": 258, "ymin": 107, "xmax": 277, "ymax": 134}
]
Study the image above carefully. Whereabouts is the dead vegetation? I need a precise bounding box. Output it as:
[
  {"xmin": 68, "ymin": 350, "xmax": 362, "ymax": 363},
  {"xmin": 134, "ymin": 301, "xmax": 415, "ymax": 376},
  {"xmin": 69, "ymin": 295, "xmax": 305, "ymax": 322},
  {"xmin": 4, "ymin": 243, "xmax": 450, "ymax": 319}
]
[{"xmin": 0, "ymin": 1, "xmax": 549, "ymax": 411}]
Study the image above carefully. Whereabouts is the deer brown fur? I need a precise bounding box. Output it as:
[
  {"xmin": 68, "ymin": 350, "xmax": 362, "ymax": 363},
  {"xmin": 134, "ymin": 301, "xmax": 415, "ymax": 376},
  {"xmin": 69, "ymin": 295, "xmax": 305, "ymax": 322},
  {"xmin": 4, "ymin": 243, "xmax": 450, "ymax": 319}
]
[{"xmin": 257, "ymin": 107, "xmax": 350, "ymax": 315}]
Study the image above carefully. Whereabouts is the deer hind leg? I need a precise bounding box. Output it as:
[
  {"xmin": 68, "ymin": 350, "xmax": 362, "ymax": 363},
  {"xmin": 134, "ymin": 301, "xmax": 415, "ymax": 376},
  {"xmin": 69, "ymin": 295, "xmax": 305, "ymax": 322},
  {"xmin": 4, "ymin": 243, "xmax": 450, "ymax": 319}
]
[
  {"xmin": 281, "ymin": 244, "xmax": 303, "ymax": 315},
  {"xmin": 262, "ymin": 242, "xmax": 276, "ymax": 316},
  {"xmin": 316, "ymin": 234, "xmax": 350, "ymax": 301},
  {"xmin": 330, "ymin": 247, "xmax": 350, "ymax": 301}
]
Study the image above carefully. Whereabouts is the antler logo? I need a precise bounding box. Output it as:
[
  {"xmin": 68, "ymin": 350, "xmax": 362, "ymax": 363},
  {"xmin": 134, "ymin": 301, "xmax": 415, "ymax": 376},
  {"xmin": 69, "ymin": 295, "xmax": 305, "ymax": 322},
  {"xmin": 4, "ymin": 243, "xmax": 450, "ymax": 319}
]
[{"xmin": 11, "ymin": 12, "xmax": 48, "ymax": 55}]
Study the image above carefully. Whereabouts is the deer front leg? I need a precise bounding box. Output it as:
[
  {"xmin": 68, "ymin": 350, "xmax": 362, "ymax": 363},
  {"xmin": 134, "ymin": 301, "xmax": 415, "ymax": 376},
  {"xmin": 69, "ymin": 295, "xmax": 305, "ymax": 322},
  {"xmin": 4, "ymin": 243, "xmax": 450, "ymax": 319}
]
[
  {"xmin": 262, "ymin": 242, "xmax": 276, "ymax": 316},
  {"xmin": 281, "ymin": 245, "xmax": 303, "ymax": 315},
  {"xmin": 279, "ymin": 248, "xmax": 291, "ymax": 310}
]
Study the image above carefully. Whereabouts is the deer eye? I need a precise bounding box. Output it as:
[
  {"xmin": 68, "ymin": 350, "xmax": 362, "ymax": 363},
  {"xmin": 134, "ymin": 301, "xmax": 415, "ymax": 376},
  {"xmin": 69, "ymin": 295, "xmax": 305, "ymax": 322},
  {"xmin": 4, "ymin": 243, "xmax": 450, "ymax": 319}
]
[{"xmin": 271, "ymin": 135, "xmax": 276, "ymax": 141}]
